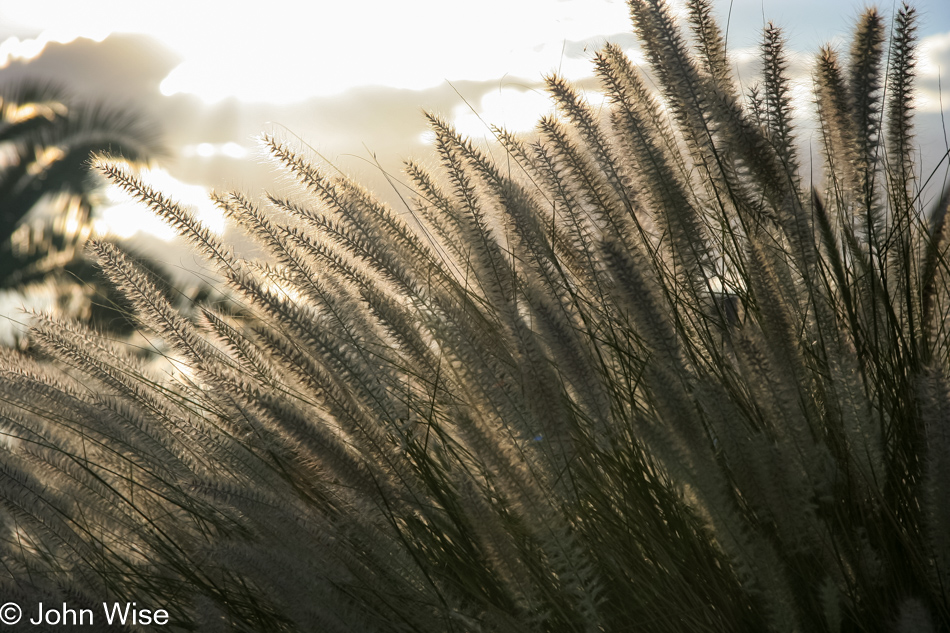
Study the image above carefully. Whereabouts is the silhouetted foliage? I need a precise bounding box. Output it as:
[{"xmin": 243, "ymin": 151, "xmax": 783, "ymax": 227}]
[{"xmin": 0, "ymin": 81, "xmax": 165, "ymax": 335}]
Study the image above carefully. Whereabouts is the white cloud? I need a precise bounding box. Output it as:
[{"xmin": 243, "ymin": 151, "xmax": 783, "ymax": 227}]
[{"xmin": 917, "ymin": 30, "xmax": 950, "ymax": 113}]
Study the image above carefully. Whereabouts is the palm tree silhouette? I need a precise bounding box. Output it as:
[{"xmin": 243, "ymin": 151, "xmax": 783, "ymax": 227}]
[{"xmin": 0, "ymin": 80, "xmax": 163, "ymax": 284}]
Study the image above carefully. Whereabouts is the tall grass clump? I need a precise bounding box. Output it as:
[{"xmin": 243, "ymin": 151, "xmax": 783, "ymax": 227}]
[{"xmin": 1, "ymin": 1, "xmax": 948, "ymax": 631}]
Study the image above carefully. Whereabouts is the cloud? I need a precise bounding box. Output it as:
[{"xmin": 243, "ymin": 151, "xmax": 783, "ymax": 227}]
[
  {"xmin": 3, "ymin": 14, "xmax": 948, "ymax": 235},
  {"xmin": 0, "ymin": 29, "xmax": 109, "ymax": 69},
  {"xmin": 0, "ymin": 30, "xmax": 548, "ymax": 204},
  {"xmin": 0, "ymin": 33, "xmax": 180, "ymax": 101},
  {"xmin": 918, "ymin": 30, "xmax": 950, "ymax": 113},
  {"xmin": 2, "ymin": 0, "xmax": 632, "ymax": 104}
]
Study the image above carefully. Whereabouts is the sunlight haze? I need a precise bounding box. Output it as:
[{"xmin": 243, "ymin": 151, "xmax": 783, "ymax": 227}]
[
  {"xmin": 1, "ymin": 0, "xmax": 948, "ymax": 242},
  {"xmin": 2, "ymin": 0, "xmax": 630, "ymax": 103}
]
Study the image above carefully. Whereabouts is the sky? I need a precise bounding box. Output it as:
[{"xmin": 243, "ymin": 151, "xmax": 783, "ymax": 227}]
[{"xmin": 1, "ymin": 0, "xmax": 949, "ymax": 266}]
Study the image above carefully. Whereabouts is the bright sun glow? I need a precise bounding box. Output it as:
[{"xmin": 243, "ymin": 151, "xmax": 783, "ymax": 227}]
[
  {"xmin": 1, "ymin": 0, "xmax": 629, "ymax": 104},
  {"xmin": 94, "ymin": 167, "xmax": 223, "ymax": 241},
  {"xmin": 181, "ymin": 142, "xmax": 249, "ymax": 159},
  {"xmin": 446, "ymin": 87, "xmax": 555, "ymax": 140}
]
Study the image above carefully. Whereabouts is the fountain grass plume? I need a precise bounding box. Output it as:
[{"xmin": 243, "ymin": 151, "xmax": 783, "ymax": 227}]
[{"xmin": 1, "ymin": 1, "xmax": 948, "ymax": 631}]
